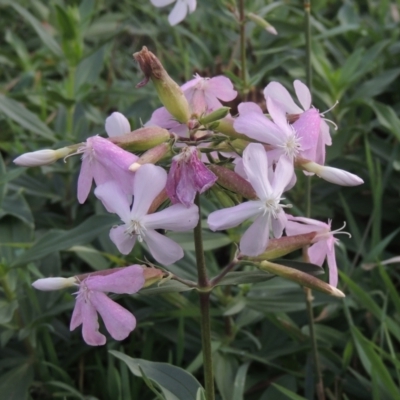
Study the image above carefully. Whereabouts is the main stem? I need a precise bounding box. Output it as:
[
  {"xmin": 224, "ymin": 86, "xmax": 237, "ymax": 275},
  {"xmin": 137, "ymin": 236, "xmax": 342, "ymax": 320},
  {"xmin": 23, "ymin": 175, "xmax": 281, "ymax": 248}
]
[
  {"xmin": 239, "ymin": 0, "xmax": 247, "ymax": 98},
  {"xmin": 194, "ymin": 194, "xmax": 215, "ymax": 400},
  {"xmin": 303, "ymin": 2, "xmax": 325, "ymax": 399}
]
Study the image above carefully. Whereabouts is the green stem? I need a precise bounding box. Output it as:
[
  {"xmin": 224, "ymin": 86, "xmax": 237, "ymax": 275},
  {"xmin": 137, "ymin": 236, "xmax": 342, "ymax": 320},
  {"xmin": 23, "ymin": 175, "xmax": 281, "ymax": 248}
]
[
  {"xmin": 238, "ymin": 0, "xmax": 247, "ymax": 98},
  {"xmin": 194, "ymin": 194, "xmax": 215, "ymax": 400},
  {"xmin": 303, "ymin": 2, "xmax": 325, "ymax": 399}
]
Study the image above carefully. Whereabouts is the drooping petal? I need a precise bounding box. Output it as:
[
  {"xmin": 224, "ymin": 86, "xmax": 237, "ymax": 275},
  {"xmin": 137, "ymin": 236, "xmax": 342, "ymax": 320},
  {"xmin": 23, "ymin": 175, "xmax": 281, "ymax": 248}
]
[
  {"xmin": 143, "ymin": 229, "xmax": 184, "ymax": 265},
  {"xmin": 77, "ymin": 155, "xmax": 93, "ymax": 204},
  {"xmin": 240, "ymin": 214, "xmax": 271, "ymax": 256},
  {"xmin": 105, "ymin": 112, "xmax": 131, "ymax": 137},
  {"xmin": 326, "ymin": 237, "xmax": 338, "ymax": 287},
  {"xmin": 86, "ymin": 265, "xmax": 145, "ymax": 294},
  {"xmin": 271, "ymin": 210, "xmax": 287, "ymax": 238},
  {"xmin": 271, "ymin": 155, "xmax": 295, "ymax": 196},
  {"xmin": 243, "ymin": 143, "xmax": 272, "ymax": 200},
  {"xmin": 81, "ymin": 298, "xmax": 106, "ymax": 346},
  {"xmin": 70, "ymin": 295, "xmax": 84, "ymax": 330},
  {"xmin": 150, "ymin": 0, "xmax": 175, "ymax": 7},
  {"xmin": 168, "ymin": 0, "xmax": 188, "ymax": 25},
  {"xmin": 144, "ymin": 204, "xmax": 199, "ymax": 231},
  {"xmin": 94, "ymin": 182, "xmax": 132, "ymax": 222},
  {"xmin": 175, "ymin": 159, "xmax": 197, "ymax": 206},
  {"xmin": 131, "ymin": 164, "xmax": 167, "ymax": 217},
  {"xmin": 206, "ymin": 76, "xmax": 237, "ymax": 102},
  {"xmin": 90, "ymin": 291, "xmax": 136, "ymax": 341},
  {"xmin": 264, "ymin": 81, "xmax": 303, "ymax": 114},
  {"xmin": 287, "ymin": 215, "xmax": 329, "ymax": 230},
  {"xmin": 293, "ymin": 80, "xmax": 312, "ymax": 111},
  {"xmin": 207, "ymin": 201, "xmax": 262, "ymax": 231},
  {"xmin": 109, "ymin": 225, "xmax": 136, "ymax": 255},
  {"xmin": 308, "ymin": 240, "xmax": 328, "ymax": 267}
]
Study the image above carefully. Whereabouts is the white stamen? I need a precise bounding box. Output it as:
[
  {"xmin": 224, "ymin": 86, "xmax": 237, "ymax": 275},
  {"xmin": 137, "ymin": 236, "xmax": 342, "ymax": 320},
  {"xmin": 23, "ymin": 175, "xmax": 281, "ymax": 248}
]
[{"xmin": 126, "ymin": 220, "xmax": 147, "ymax": 242}]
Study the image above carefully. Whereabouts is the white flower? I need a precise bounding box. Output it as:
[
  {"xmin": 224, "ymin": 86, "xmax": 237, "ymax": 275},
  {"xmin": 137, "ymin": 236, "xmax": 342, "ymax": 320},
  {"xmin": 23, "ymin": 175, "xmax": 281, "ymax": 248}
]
[{"xmin": 150, "ymin": 0, "xmax": 196, "ymax": 26}]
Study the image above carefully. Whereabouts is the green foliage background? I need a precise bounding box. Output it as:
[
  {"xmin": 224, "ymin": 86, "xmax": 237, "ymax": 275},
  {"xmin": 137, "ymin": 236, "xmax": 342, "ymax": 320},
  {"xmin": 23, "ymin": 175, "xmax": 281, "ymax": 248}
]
[{"xmin": 1, "ymin": 0, "xmax": 400, "ymax": 399}]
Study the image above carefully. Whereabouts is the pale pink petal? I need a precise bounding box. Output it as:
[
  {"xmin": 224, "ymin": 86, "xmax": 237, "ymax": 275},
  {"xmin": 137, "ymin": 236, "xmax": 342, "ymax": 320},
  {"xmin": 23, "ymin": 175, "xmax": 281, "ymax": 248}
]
[
  {"xmin": 94, "ymin": 182, "xmax": 132, "ymax": 221},
  {"xmin": 326, "ymin": 238, "xmax": 338, "ymax": 287},
  {"xmin": 293, "ymin": 80, "xmax": 312, "ymax": 111},
  {"xmin": 234, "ymin": 112, "xmax": 282, "ymax": 147},
  {"xmin": 150, "ymin": 0, "xmax": 175, "ymax": 7},
  {"xmin": 308, "ymin": 240, "xmax": 328, "ymax": 267},
  {"xmin": 207, "ymin": 201, "xmax": 262, "ymax": 231},
  {"xmin": 271, "ymin": 210, "xmax": 287, "ymax": 238},
  {"xmin": 110, "ymin": 225, "xmax": 136, "ymax": 255},
  {"xmin": 266, "ymin": 97, "xmax": 292, "ymax": 136},
  {"xmin": 285, "ymin": 219, "xmax": 320, "ymax": 236},
  {"xmin": 181, "ymin": 74, "xmax": 202, "ymax": 92},
  {"xmin": 287, "ymin": 215, "xmax": 329, "ymax": 230},
  {"xmin": 243, "ymin": 143, "xmax": 272, "ymax": 199},
  {"xmin": 271, "ymin": 155, "xmax": 295, "ymax": 196},
  {"xmin": 320, "ymin": 120, "xmax": 332, "ymax": 146},
  {"xmin": 105, "ymin": 112, "xmax": 131, "ymax": 137},
  {"xmin": 144, "ymin": 229, "xmax": 184, "ymax": 265},
  {"xmin": 237, "ymin": 102, "xmax": 264, "ymax": 115},
  {"xmin": 143, "ymin": 204, "xmax": 199, "ymax": 231},
  {"xmin": 206, "ymin": 76, "xmax": 237, "ymax": 102},
  {"xmin": 81, "ymin": 299, "xmax": 106, "ymax": 346},
  {"xmin": 90, "ymin": 291, "xmax": 136, "ymax": 341},
  {"xmin": 234, "ymin": 158, "xmax": 246, "ymax": 179},
  {"xmin": 77, "ymin": 156, "xmax": 93, "ymax": 204},
  {"xmin": 70, "ymin": 296, "xmax": 83, "ymax": 330},
  {"xmin": 131, "ymin": 165, "xmax": 167, "ymax": 217},
  {"xmin": 293, "ymin": 109, "xmax": 320, "ymax": 152},
  {"xmin": 86, "ymin": 266, "xmax": 145, "ymax": 294},
  {"xmin": 240, "ymin": 214, "xmax": 271, "ymax": 256},
  {"xmin": 187, "ymin": 0, "xmax": 196, "ymax": 12},
  {"xmin": 168, "ymin": 0, "xmax": 188, "ymax": 25},
  {"xmin": 264, "ymin": 82, "xmax": 303, "ymax": 114}
]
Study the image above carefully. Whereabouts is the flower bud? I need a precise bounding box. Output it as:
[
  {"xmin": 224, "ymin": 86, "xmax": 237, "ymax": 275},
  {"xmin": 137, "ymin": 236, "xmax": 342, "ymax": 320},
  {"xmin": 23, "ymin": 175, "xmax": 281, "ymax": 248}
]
[
  {"xmin": 296, "ymin": 159, "xmax": 364, "ymax": 186},
  {"xmin": 142, "ymin": 267, "xmax": 164, "ymax": 287},
  {"xmin": 105, "ymin": 112, "xmax": 131, "ymax": 137},
  {"xmin": 200, "ymin": 107, "xmax": 231, "ymax": 125},
  {"xmin": 14, "ymin": 147, "xmax": 72, "ymax": 167},
  {"xmin": 208, "ymin": 164, "xmax": 257, "ymax": 199},
  {"xmin": 247, "ymin": 12, "xmax": 278, "ymax": 35},
  {"xmin": 259, "ymin": 260, "xmax": 345, "ymax": 298},
  {"xmin": 215, "ymin": 117, "xmax": 252, "ymax": 140},
  {"xmin": 32, "ymin": 277, "xmax": 77, "ymax": 291},
  {"xmin": 109, "ymin": 126, "xmax": 170, "ymax": 152},
  {"xmin": 133, "ymin": 46, "xmax": 191, "ymax": 123},
  {"xmin": 129, "ymin": 143, "xmax": 171, "ymax": 172}
]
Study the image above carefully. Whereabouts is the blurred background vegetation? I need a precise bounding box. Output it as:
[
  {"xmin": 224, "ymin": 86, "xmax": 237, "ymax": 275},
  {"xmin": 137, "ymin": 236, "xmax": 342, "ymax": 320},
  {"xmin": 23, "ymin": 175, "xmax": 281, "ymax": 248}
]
[{"xmin": 1, "ymin": 0, "xmax": 400, "ymax": 399}]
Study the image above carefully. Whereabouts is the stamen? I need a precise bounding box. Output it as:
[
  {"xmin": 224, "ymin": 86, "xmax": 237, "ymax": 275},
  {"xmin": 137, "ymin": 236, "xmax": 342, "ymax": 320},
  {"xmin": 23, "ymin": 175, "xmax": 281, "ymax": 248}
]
[
  {"xmin": 322, "ymin": 118, "xmax": 338, "ymax": 131},
  {"xmin": 63, "ymin": 144, "xmax": 87, "ymax": 163},
  {"xmin": 331, "ymin": 221, "xmax": 352, "ymax": 238},
  {"xmin": 126, "ymin": 220, "xmax": 147, "ymax": 242},
  {"xmin": 320, "ymin": 100, "xmax": 339, "ymax": 116}
]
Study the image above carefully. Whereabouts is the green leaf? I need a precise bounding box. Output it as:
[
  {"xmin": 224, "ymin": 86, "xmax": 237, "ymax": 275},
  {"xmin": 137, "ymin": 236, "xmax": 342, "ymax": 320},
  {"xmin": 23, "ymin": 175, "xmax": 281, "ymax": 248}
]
[
  {"xmin": 0, "ymin": 299, "xmax": 18, "ymax": 324},
  {"xmin": 0, "ymin": 362, "xmax": 33, "ymax": 400},
  {"xmin": 167, "ymin": 231, "xmax": 231, "ymax": 251},
  {"xmin": 0, "ymin": 95, "xmax": 55, "ymax": 141},
  {"xmin": 140, "ymin": 280, "xmax": 194, "ymax": 295},
  {"xmin": 0, "ymin": 153, "xmax": 6, "ymax": 206},
  {"xmin": 110, "ymin": 351, "xmax": 203, "ymax": 400},
  {"xmin": 215, "ymin": 271, "xmax": 275, "ymax": 286},
  {"xmin": 231, "ymin": 362, "xmax": 250, "ymax": 400},
  {"xmin": 272, "ymin": 259, "xmax": 324, "ymax": 275},
  {"xmin": 271, "ymin": 384, "xmax": 307, "ymax": 400},
  {"xmin": 368, "ymin": 100, "xmax": 400, "ymax": 141},
  {"xmin": 0, "ymin": 191, "xmax": 34, "ymax": 229}
]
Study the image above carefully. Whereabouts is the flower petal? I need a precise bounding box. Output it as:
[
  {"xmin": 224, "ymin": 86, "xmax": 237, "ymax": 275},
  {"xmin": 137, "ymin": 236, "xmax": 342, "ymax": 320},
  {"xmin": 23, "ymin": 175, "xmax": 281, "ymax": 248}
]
[
  {"xmin": 90, "ymin": 291, "xmax": 136, "ymax": 341},
  {"xmin": 266, "ymin": 97, "xmax": 292, "ymax": 137},
  {"xmin": 271, "ymin": 155, "xmax": 295, "ymax": 196},
  {"xmin": 237, "ymin": 102, "xmax": 264, "ymax": 115},
  {"xmin": 144, "ymin": 229, "xmax": 184, "ymax": 265},
  {"xmin": 110, "ymin": 225, "xmax": 136, "ymax": 255},
  {"xmin": 144, "ymin": 204, "xmax": 199, "ymax": 231},
  {"xmin": 131, "ymin": 164, "xmax": 167, "ymax": 217},
  {"xmin": 207, "ymin": 201, "xmax": 261, "ymax": 231},
  {"xmin": 105, "ymin": 112, "xmax": 131, "ymax": 137},
  {"xmin": 264, "ymin": 81, "xmax": 303, "ymax": 114},
  {"xmin": 271, "ymin": 210, "xmax": 287, "ymax": 238},
  {"xmin": 293, "ymin": 80, "xmax": 312, "ymax": 111},
  {"xmin": 206, "ymin": 76, "xmax": 237, "ymax": 102},
  {"xmin": 240, "ymin": 214, "xmax": 271, "ymax": 256},
  {"xmin": 308, "ymin": 240, "xmax": 328, "ymax": 267},
  {"xmin": 81, "ymin": 298, "xmax": 106, "ymax": 346},
  {"xmin": 293, "ymin": 109, "xmax": 320, "ymax": 152},
  {"xmin": 186, "ymin": 0, "xmax": 196, "ymax": 12},
  {"xmin": 86, "ymin": 266, "xmax": 145, "ymax": 294},
  {"xmin": 77, "ymin": 156, "xmax": 93, "ymax": 204},
  {"xmin": 70, "ymin": 296, "xmax": 83, "ymax": 330},
  {"xmin": 168, "ymin": 0, "xmax": 188, "ymax": 25},
  {"xmin": 150, "ymin": 0, "xmax": 175, "ymax": 7},
  {"xmin": 326, "ymin": 238, "xmax": 338, "ymax": 287}
]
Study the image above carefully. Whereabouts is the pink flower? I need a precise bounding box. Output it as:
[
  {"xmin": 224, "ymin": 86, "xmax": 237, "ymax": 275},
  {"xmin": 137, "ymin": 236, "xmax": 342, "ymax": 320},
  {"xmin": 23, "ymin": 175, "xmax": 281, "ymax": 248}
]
[
  {"xmin": 69, "ymin": 266, "xmax": 145, "ymax": 346},
  {"xmin": 77, "ymin": 136, "xmax": 137, "ymax": 204},
  {"xmin": 105, "ymin": 112, "xmax": 131, "ymax": 137},
  {"xmin": 150, "ymin": 0, "xmax": 196, "ymax": 26},
  {"xmin": 207, "ymin": 143, "xmax": 294, "ymax": 256},
  {"xmin": 166, "ymin": 146, "xmax": 217, "ymax": 207},
  {"xmin": 95, "ymin": 164, "xmax": 199, "ymax": 265},
  {"xmin": 285, "ymin": 216, "xmax": 351, "ymax": 287},
  {"xmin": 264, "ymin": 80, "xmax": 333, "ymax": 165}
]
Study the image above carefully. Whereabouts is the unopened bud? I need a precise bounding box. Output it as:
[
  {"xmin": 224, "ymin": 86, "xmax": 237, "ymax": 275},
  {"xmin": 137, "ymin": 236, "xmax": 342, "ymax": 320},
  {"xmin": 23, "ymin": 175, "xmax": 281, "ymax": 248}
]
[
  {"xmin": 14, "ymin": 147, "xmax": 72, "ymax": 167},
  {"xmin": 142, "ymin": 267, "xmax": 164, "ymax": 287},
  {"xmin": 105, "ymin": 112, "xmax": 131, "ymax": 137},
  {"xmin": 148, "ymin": 188, "xmax": 169, "ymax": 214},
  {"xmin": 259, "ymin": 260, "xmax": 345, "ymax": 298},
  {"xmin": 211, "ymin": 185, "xmax": 236, "ymax": 208},
  {"xmin": 133, "ymin": 47, "xmax": 191, "ymax": 123},
  {"xmin": 243, "ymin": 232, "xmax": 317, "ymax": 261},
  {"xmin": 129, "ymin": 143, "xmax": 171, "ymax": 171},
  {"xmin": 247, "ymin": 12, "xmax": 278, "ymax": 35},
  {"xmin": 32, "ymin": 277, "xmax": 77, "ymax": 291},
  {"xmin": 200, "ymin": 107, "xmax": 231, "ymax": 125},
  {"xmin": 215, "ymin": 117, "xmax": 252, "ymax": 140},
  {"xmin": 208, "ymin": 164, "xmax": 257, "ymax": 199},
  {"xmin": 109, "ymin": 126, "xmax": 170, "ymax": 152},
  {"xmin": 297, "ymin": 159, "xmax": 364, "ymax": 186}
]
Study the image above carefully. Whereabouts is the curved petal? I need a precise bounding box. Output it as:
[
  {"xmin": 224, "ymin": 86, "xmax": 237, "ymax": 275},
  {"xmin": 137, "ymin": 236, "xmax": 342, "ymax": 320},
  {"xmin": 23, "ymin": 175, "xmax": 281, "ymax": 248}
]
[
  {"xmin": 77, "ymin": 156, "xmax": 93, "ymax": 204},
  {"xmin": 308, "ymin": 240, "xmax": 328, "ymax": 267},
  {"xmin": 266, "ymin": 97, "xmax": 292, "ymax": 137},
  {"xmin": 238, "ymin": 102, "xmax": 264, "ymax": 115},
  {"xmin": 131, "ymin": 165, "xmax": 167, "ymax": 217},
  {"xmin": 70, "ymin": 296, "xmax": 83, "ymax": 330},
  {"xmin": 264, "ymin": 81, "xmax": 303, "ymax": 114},
  {"xmin": 150, "ymin": 0, "xmax": 175, "ymax": 7},
  {"xmin": 144, "ymin": 229, "xmax": 184, "ymax": 265},
  {"xmin": 168, "ymin": 0, "xmax": 188, "ymax": 25},
  {"xmin": 186, "ymin": 0, "xmax": 196, "ymax": 12},
  {"xmin": 91, "ymin": 291, "xmax": 136, "ymax": 340},
  {"xmin": 243, "ymin": 143, "xmax": 272, "ymax": 199},
  {"xmin": 285, "ymin": 220, "xmax": 320, "ymax": 236},
  {"xmin": 240, "ymin": 214, "xmax": 271, "ymax": 256},
  {"xmin": 271, "ymin": 210, "xmax": 287, "ymax": 238},
  {"xmin": 326, "ymin": 238, "xmax": 338, "ymax": 287},
  {"xmin": 271, "ymin": 156, "xmax": 295, "ymax": 196},
  {"xmin": 287, "ymin": 215, "xmax": 328, "ymax": 230},
  {"xmin": 144, "ymin": 204, "xmax": 199, "ymax": 231},
  {"xmin": 207, "ymin": 201, "xmax": 261, "ymax": 231},
  {"xmin": 105, "ymin": 112, "xmax": 131, "ymax": 137},
  {"xmin": 181, "ymin": 74, "xmax": 202, "ymax": 91},
  {"xmin": 94, "ymin": 182, "xmax": 132, "ymax": 221},
  {"xmin": 293, "ymin": 109, "xmax": 320, "ymax": 152},
  {"xmin": 86, "ymin": 265, "xmax": 145, "ymax": 294},
  {"xmin": 110, "ymin": 225, "xmax": 136, "ymax": 255},
  {"xmin": 293, "ymin": 80, "xmax": 312, "ymax": 111},
  {"xmin": 81, "ymin": 299, "xmax": 106, "ymax": 346},
  {"xmin": 206, "ymin": 76, "xmax": 237, "ymax": 102}
]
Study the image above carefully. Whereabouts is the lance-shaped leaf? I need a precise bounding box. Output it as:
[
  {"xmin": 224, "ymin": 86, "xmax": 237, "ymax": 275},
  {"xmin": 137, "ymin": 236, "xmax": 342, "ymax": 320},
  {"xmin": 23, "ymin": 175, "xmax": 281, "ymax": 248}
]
[{"xmin": 258, "ymin": 260, "xmax": 345, "ymax": 297}]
